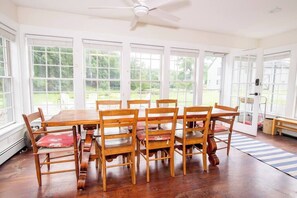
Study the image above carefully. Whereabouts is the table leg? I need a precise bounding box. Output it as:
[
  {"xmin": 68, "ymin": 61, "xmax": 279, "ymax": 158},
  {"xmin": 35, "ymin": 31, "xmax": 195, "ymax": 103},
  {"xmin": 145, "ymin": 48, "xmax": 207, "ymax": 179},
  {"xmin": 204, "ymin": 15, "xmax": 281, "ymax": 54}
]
[
  {"xmin": 207, "ymin": 130, "xmax": 219, "ymax": 166},
  {"xmin": 77, "ymin": 127, "xmax": 94, "ymax": 190}
]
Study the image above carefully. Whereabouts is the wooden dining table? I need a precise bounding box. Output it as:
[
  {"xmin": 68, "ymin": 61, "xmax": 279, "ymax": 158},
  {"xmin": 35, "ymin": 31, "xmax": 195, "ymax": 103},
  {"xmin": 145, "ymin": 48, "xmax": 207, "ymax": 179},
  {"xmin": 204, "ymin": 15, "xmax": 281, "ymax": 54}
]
[{"xmin": 42, "ymin": 108, "xmax": 239, "ymax": 189}]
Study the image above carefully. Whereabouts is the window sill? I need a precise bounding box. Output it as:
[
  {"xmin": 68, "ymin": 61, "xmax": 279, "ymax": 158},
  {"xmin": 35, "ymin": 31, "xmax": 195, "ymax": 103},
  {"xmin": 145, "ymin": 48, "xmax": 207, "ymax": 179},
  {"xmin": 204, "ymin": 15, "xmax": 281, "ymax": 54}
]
[{"xmin": 0, "ymin": 123, "xmax": 25, "ymax": 137}]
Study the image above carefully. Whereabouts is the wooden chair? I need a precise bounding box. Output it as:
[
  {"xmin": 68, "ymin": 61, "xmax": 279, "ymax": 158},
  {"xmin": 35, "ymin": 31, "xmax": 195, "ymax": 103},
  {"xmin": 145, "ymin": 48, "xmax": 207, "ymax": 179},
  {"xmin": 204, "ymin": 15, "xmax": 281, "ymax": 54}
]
[
  {"xmin": 22, "ymin": 108, "xmax": 81, "ymax": 186},
  {"xmin": 96, "ymin": 100, "xmax": 122, "ymax": 110},
  {"xmin": 83, "ymin": 100, "xmax": 122, "ymax": 131},
  {"xmin": 127, "ymin": 99, "xmax": 156, "ymax": 130},
  {"xmin": 127, "ymin": 99, "xmax": 150, "ymax": 109},
  {"xmin": 156, "ymin": 99, "xmax": 178, "ymax": 107},
  {"xmin": 175, "ymin": 106, "xmax": 212, "ymax": 175},
  {"xmin": 212, "ymin": 103, "xmax": 239, "ymax": 156},
  {"xmin": 156, "ymin": 99, "xmax": 182, "ymax": 130},
  {"xmin": 95, "ymin": 109, "xmax": 139, "ymax": 191},
  {"xmin": 136, "ymin": 107, "xmax": 178, "ymax": 182}
]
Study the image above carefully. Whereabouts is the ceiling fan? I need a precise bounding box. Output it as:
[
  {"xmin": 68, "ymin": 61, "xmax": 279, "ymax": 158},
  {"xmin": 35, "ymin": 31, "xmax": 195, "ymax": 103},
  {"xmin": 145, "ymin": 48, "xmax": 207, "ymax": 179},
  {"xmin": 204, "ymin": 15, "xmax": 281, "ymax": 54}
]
[{"xmin": 89, "ymin": 0, "xmax": 180, "ymax": 30}]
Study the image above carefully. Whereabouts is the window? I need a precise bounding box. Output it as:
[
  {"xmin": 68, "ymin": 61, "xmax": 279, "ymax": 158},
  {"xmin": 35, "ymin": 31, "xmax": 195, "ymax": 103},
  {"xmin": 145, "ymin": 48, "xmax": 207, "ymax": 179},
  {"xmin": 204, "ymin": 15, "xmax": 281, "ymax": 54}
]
[
  {"xmin": 28, "ymin": 36, "xmax": 74, "ymax": 116},
  {"xmin": 84, "ymin": 40, "xmax": 122, "ymax": 109},
  {"xmin": 130, "ymin": 44, "xmax": 163, "ymax": 101},
  {"xmin": 262, "ymin": 52, "xmax": 290, "ymax": 116},
  {"xmin": 0, "ymin": 36, "xmax": 13, "ymax": 128},
  {"xmin": 202, "ymin": 52, "xmax": 225, "ymax": 105},
  {"xmin": 169, "ymin": 48, "xmax": 198, "ymax": 107}
]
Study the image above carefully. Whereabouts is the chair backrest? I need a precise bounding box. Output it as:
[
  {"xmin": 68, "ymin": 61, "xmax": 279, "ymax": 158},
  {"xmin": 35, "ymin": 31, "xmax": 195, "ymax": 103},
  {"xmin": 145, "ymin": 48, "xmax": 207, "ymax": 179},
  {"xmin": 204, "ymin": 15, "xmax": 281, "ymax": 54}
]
[
  {"xmin": 156, "ymin": 99, "xmax": 177, "ymax": 108},
  {"xmin": 22, "ymin": 108, "xmax": 46, "ymax": 152},
  {"xmin": 183, "ymin": 106, "xmax": 213, "ymax": 142},
  {"xmin": 99, "ymin": 109, "xmax": 139, "ymax": 154},
  {"xmin": 127, "ymin": 99, "xmax": 150, "ymax": 109},
  {"xmin": 214, "ymin": 103, "xmax": 239, "ymax": 129},
  {"xmin": 144, "ymin": 107, "xmax": 178, "ymax": 148},
  {"xmin": 96, "ymin": 100, "xmax": 122, "ymax": 111}
]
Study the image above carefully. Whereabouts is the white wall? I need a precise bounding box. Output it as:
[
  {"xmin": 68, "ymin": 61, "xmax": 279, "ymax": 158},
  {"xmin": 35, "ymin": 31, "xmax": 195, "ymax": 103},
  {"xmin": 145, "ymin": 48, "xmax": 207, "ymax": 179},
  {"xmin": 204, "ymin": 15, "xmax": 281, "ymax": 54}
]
[
  {"xmin": 0, "ymin": 0, "xmax": 18, "ymax": 22},
  {"xmin": 259, "ymin": 29, "xmax": 297, "ymax": 48}
]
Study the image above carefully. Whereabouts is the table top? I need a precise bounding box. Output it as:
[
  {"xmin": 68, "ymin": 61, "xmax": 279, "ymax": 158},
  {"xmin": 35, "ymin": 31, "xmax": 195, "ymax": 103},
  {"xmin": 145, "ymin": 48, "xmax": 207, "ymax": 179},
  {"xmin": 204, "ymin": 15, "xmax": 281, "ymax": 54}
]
[{"xmin": 42, "ymin": 108, "xmax": 239, "ymax": 127}]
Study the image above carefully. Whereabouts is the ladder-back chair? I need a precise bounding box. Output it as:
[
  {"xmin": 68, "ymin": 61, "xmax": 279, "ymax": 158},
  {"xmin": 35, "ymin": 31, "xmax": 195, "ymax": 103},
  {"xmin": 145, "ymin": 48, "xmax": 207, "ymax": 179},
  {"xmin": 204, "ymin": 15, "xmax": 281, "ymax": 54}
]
[
  {"xmin": 212, "ymin": 103, "xmax": 239, "ymax": 156},
  {"xmin": 175, "ymin": 106, "xmax": 212, "ymax": 175},
  {"xmin": 22, "ymin": 108, "xmax": 81, "ymax": 186},
  {"xmin": 95, "ymin": 109, "xmax": 139, "ymax": 191},
  {"xmin": 136, "ymin": 107, "xmax": 178, "ymax": 182}
]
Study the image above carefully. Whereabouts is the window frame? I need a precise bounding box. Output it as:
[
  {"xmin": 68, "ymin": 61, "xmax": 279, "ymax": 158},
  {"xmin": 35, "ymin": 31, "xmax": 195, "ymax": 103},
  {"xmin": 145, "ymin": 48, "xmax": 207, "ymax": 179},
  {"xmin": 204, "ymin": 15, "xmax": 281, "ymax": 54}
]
[
  {"xmin": 202, "ymin": 52, "xmax": 225, "ymax": 106},
  {"xmin": 83, "ymin": 40, "xmax": 122, "ymax": 109},
  {"xmin": 262, "ymin": 52, "xmax": 290, "ymax": 116},
  {"xmin": 28, "ymin": 36, "xmax": 74, "ymax": 116},
  {"xmin": 130, "ymin": 44, "xmax": 163, "ymax": 102},
  {"xmin": 0, "ymin": 37, "xmax": 14, "ymax": 129},
  {"xmin": 169, "ymin": 48, "xmax": 198, "ymax": 107}
]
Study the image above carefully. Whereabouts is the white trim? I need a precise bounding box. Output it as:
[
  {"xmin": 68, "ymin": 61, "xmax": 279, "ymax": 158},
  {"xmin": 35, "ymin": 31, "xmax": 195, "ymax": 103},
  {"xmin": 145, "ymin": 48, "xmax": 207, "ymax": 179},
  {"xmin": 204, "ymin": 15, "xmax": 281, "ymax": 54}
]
[
  {"xmin": 0, "ymin": 22, "xmax": 16, "ymax": 42},
  {"xmin": 170, "ymin": 47, "xmax": 199, "ymax": 57},
  {"xmin": 26, "ymin": 34, "xmax": 73, "ymax": 48},
  {"xmin": 196, "ymin": 50, "xmax": 205, "ymax": 105},
  {"xmin": 130, "ymin": 43, "xmax": 164, "ymax": 54},
  {"xmin": 82, "ymin": 39, "xmax": 122, "ymax": 51}
]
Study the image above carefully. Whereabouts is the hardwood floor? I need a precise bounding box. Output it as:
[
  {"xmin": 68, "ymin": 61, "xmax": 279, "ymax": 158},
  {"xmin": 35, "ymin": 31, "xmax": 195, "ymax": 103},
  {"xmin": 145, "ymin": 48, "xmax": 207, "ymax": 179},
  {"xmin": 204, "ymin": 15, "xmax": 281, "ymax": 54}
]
[{"xmin": 1, "ymin": 131, "xmax": 297, "ymax": 197}]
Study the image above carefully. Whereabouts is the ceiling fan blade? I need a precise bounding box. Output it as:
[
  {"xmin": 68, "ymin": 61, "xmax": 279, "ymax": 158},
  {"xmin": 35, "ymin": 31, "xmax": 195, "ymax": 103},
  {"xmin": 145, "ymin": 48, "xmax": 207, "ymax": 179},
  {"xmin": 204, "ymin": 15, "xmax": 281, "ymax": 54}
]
[
  {"xmin": 149, "ymin": 8, "xmax": 180, "ymax": 21},
  {"xmin": 146, "ymin": 0, "xmax": 172, "ymax": 9},
  {"xmin": 130, "ymin": 16, "xmax": 139, "ymax": 30},
  {"xmin": 88, "ymin": 6, "xmax": 133, "ymax": 10}
]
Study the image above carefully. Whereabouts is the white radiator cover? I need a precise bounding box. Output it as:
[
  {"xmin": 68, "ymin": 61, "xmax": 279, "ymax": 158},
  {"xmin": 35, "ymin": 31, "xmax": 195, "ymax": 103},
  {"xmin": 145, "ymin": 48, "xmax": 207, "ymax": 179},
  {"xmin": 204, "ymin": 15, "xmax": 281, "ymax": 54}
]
[
  {"xmin": 282, "ymin": 129, "xmax": 297, "ymax": 137},
  {"xmin": 0, "ymin": 124, "xmax": 26, "ymax": 165}
]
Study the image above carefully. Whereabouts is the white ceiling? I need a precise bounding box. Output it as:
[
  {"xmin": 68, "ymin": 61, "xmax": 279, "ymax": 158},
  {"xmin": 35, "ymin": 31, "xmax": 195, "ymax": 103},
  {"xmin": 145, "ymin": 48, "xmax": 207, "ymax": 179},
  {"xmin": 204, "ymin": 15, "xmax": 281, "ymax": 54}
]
[{"xmin": 11, "ymin": 0, "xmax": 297, "ymax": 39}]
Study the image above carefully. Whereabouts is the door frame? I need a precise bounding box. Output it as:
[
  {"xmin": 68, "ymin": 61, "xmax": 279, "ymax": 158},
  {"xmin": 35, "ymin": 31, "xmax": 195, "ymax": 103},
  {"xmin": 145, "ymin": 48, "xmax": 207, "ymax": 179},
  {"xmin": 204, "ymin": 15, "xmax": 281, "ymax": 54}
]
[{"xmin": 227, "ymin": 49, "xmax": 263, "ymax": 136}]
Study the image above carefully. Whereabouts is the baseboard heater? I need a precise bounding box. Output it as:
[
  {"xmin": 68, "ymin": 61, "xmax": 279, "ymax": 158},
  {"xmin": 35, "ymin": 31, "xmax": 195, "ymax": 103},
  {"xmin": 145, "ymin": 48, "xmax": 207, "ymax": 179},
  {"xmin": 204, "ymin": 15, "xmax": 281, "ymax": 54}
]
[{"xmin": 0, "ymin": 138, "xmax": 25, "ymax": 165}]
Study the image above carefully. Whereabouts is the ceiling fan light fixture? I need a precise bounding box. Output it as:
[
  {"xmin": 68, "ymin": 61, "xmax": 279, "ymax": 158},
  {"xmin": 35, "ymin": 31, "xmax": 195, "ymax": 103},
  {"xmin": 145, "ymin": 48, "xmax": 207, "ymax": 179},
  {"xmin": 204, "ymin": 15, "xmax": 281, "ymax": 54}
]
[{"xmin": 134, "ymin": 5, "xmax": 149, "ymax": 17}]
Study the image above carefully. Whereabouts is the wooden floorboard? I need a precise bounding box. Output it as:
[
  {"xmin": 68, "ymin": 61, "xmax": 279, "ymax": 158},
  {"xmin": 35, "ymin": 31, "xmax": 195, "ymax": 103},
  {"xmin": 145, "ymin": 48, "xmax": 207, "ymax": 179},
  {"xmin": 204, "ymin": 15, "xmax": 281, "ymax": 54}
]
[{"xmin": 1, "ymin": 131, "xmax": 297, "ymax": 197}]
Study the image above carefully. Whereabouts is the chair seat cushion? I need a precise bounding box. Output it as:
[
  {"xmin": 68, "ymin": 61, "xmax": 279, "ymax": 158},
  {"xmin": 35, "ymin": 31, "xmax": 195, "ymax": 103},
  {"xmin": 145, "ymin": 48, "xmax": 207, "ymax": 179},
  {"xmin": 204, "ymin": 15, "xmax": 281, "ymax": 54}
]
[
  {"xmin": 136, "ymin": 130, "xmax": 171, "ymax": 141},
  {"xmin": 128, "ymin": 122, "xmax": 158, "ymax": 131},
  {"xmin": 96, "ymin": 137, "xmax": 132, "ymax": 149},
  {"xmin": 213, "ymin": 124, "xmax": 229, "ymax": 133},
  {"xmin": 36, "ymin": 133, "xmax": 80, "ymax": 148},
  {"xmin": 175, "ymin": 130, "xmax": 203, "ymax": 139},
  {"xmin": 137, "ymin": 122, "xmax": 158, "ymax": 130}
]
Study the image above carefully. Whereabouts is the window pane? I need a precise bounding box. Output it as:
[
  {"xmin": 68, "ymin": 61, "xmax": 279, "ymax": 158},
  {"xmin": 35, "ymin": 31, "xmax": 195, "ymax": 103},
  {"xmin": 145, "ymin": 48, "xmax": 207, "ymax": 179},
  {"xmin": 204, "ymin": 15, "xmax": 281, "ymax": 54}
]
[
  {"xmin": 86, "ymin": 68, "xmax": 97, "ymax": 79},
  {"xmin": 34, "ymin": 65, "xmax": 46, "ymax": 78},
  {"xmin": 98, "ymin": 81, "xmax": 109, "ymax": 91},
  {"xmin": 61, "ymin": 67, "xmax": 73, "ymax": 78},
  {"xmin": 47, "ymin": 52, "xmax": 59, "ymax": 65},
  {"xmin": 86, "ymin": 80, "xmax": 97, "ymax": 91},
  {"xmin": 98, "ymin": 56, "xmax": 108, "ymax": 68},
  {"xmin": 110, "ymin": 81, "xmax": 120, "ymax": 91},
  {"xmin": 48, "ymin": 80, "xmax": 59, "ymax": 91},
  {"xmin": 33, "ymin": 51, "xmax": 46, "ymax": 64},
  {"xmin": 33, "ymin": 79, "xmax": 46, "ymax": 91},
  {"xmin": 61, "ymin": 53, "xmax": 73, "ymax": 65},
  {"xmin": 61, "ymin": 80, "xmax": 73, "ymax": 91},
  {"xmin": 0, "ymin": 47, "xmax": 3, "ymax": 61},
  {"xmin": 110, "ymin": 69, "xmax": 120, "ymax": 79},
  {"xmin": 48, "ymin": 66, "xmax": 60, "ymax": 78},
  {"xmin": 98, "ymin": 69, "xmax": 108, "ymax": 79}
]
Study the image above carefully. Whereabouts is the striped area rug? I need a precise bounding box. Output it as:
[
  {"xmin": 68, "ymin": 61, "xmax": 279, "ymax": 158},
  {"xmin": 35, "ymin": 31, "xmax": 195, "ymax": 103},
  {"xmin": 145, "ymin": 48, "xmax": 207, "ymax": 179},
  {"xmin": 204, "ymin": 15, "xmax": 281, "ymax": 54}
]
[{"xmin": 215, "ymin": 133, "xmax": 297, "ymax": 179}]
